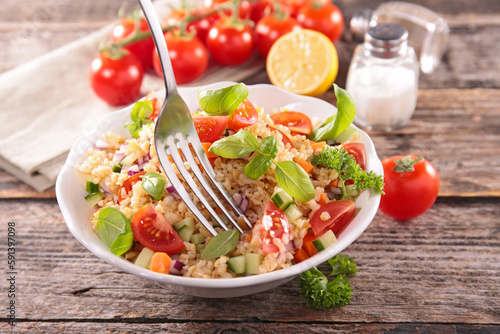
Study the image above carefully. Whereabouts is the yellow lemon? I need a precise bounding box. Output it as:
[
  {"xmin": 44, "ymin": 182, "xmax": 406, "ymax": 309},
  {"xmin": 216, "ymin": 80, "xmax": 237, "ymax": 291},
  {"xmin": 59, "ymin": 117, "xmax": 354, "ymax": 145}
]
[{"xmin": 266, "ymin": 29, "xmax": 339, "ymax": 97}]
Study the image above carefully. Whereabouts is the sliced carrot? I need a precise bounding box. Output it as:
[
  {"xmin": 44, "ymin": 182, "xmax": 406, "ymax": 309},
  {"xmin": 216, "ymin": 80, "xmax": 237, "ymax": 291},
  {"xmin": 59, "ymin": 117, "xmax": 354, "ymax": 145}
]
[
  {"xmin": 202, "ymin": 142, "xmax": 219, "ymax": 159},
  {"xmin": 150, "ymin": 252, "xmax": 172, "ymax": 274},
  {"xmin": 302, "ymin": 233, "xmax": 318, "ymax": 257},
  {"xmin": 318, "ymin": 192, "xmax": 329, "ymax": 206},
  {"xmin": 293, "ymin": 248, "xmax": 310, "ymax": 264},
  {"xmin": 296, "ymin": 159, "xmax": 314, "ymax": 173},
  {"xmin": 311, "ymin": 141, "xmax": 326, "ymax": 151},
  {"xmin": 328, "ymin": 178, "xmax": 339, "ymax": 187}
]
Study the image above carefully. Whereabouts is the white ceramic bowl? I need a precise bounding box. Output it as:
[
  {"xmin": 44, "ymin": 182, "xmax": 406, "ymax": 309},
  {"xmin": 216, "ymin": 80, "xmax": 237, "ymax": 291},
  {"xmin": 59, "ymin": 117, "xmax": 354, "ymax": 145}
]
[{"xmin": 56, "ymin": 81, "xmax": 383, "ymax": 298}]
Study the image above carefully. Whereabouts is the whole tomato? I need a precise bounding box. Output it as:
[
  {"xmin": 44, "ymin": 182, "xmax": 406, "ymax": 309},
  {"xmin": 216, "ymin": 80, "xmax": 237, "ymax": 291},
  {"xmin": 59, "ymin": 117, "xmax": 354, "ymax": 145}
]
[
  {"xmin": 206, "ymin": 20, "xmax": 254, "ymax": 66},
  {"xmin": 255, "ymin": 14, "xmax": 302, "ymax": 57},
  {"xmin": 152, "ymin": 32, "xmax": 209, "ymax": 84},
  {"xmin": 109, "ymin": 17, "xmax": 155, "ymax": 69},
  {"xmin": 296, "ymin": 1, "xmax": 344, "ymax": 43},
  {"xmin": 379, "ymin": 156, "xmax": 440, "ymax": 220},
  {"xmin": 250, "ymin": 0, "xmax": 292, "ymax": 24},
  {"xmin": 89, "ymin": 51, "xmax": 144, "ymax": 106},
  {"xmin": 163, "ymin": 8, "xmax": 220, "ymax": 44}
]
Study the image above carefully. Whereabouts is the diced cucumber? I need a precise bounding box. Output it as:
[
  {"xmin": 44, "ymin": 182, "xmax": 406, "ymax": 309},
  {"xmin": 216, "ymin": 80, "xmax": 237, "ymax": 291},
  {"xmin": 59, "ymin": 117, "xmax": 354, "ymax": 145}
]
[
  {"xmin": 112, "ymin": 165, "xmax": 122, "ymax": 173},
  {"xmin": 245, "ymin": 253, "xmax": 264, "ymax": 275},
  {"xmin": 134, "ymin": 247, "xmax": 155, "ymax": 269},
  {"xmin": 190, "ymin": 233, "xmax": 206, "ymax": 245},
  {"xmin": 86, "ymin": 181, "xmax": 99, "ymax": 194},
  {"xmin": 210, "ymin": 213, "xmax": 229, "ymax": 228},
  {"xmin": 284, "ymin": 204, "xmax": 302, "ymax": 223},
  {"xmin": 119, "ymin": 153, "xmax": 136, "ymax": 166},
  {"xmin": 271, "ymin": 188, "xmax": 294, "ymax": 210},
  {"xmin": 85, "ymin": 191, "xmax": 104, "ymax": 206},
  {"xmin": 345, "ymin": 184, "xmax": 359, "ymax": 197},
  {"xmin": 196, "ymin": 244, "xmax": 205, "ymax": 253},
  {"xmin": 173, "ymin": 217, "xmax": 195, "ymax": 242},
  {"xmin": 312, "ymin": 230, "xmax": 337, "ymax": 252},
  {"xmin": 227, "ymin": 255, "xmax": 246, "ymax": 274}
]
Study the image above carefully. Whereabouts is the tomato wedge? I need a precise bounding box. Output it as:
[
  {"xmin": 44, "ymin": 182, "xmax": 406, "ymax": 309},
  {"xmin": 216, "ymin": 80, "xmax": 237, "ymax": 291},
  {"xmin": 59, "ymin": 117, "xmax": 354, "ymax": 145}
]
[
  {"xmin": 310, "ymin": 200, "xmax": 356, "ymax": 237},
  {"xmin": 260, "ymin": 201, "xmax": 290, "ymax": 254},
  {"xmin": 193, "ymin": 116, "xmax": 229, "ymax": 143},
  {"xmin": 118, "ymin": 171, "xmax": 147, "ymax": 203},
  {"xmin": 267, "ymin": 125, "xmax": 295, "ymax": 148},
  {"xmin": 227, "ymin": 99, "xmax": 258, "ymax": 130},
  {"xmin": 270, "ymin": 111, "xmax": 313, "ymax": 136},
  {"xmin": 131, "ymin": 205, "xmax": 185, "ymax": 254},
  {"xmin": 342, "ymin": 142, "xmax": 367, "ymax": 170}
]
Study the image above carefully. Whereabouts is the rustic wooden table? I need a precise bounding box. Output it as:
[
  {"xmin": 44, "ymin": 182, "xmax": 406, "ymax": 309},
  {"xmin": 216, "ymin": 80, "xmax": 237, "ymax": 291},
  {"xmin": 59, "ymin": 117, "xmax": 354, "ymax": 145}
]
[{"xmin": 1, "ymin": 0, "xmax": 499, "ymax": 333}]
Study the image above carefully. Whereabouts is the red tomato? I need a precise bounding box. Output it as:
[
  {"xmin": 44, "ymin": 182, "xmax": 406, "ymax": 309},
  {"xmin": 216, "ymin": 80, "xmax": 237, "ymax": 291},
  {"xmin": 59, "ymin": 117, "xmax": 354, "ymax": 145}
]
[
  {"xmin": 227, "ymin": 99, "xmax": 258, "ymax": 130},
  {"xmin": 88, "ymin": 51, "xmax": 144, "ymax": 106},
  {"xmin": 216, "ymin": 0, "xmax": 253, "ymax": 19},
  {"xmin": 270, "ymin": 111, "xmax": 313, "ymax": 136},
  {"xmin": 193, "ymin": 116, "xmax": 229, "ymax": 143},
  {"xmin": 379, "ymin": 156, "xmax": 440, "ymax": 220},
  {"xmin": 261, "ymin": 201, "xmax": 290, "ymax": 253},
  {"xmin": 110, "ymin": 18, "xmax": 155, "ymax": 69},
  {"xmin": 296, "ymin": 1, "xmax": 344, "ymax": 43},
  {"xmin": 279, "ymin": 0, "xmax": 306, "ymax": 17},
  {"xmin": 206, "ymin": 20, "xmax": 254, "ymax": 66},
  {"xmin": 267, "ymin": 125, "xmax": 295, "ymax": 148},
  {"xmin": 342, "ymin": 142, "xmax": 367, "ymax": 170},
  {"xmin": 255, "ymin": 14, "xmax": 302, "ymax": 57},
  {"xmin": 310, "ymin": 200, "xmax": 356, "ymax": 237},
  {"xmin": 250, "ymin": 0, "xmax": 275, "ymax": 24},
  {"xmin": 163, "ymin": 8, "xmax": 220, "ymax": 44},
  {"xmin": 118, "ymin": 171, "xmax": 147, "ymax": 203},
  {"xmin": 152, "ymin": 32, "xmax": 209, "ymax": 85},
  {"xmin": 131, "ymin": 205, "xmax": 185, "ymax": 254}
]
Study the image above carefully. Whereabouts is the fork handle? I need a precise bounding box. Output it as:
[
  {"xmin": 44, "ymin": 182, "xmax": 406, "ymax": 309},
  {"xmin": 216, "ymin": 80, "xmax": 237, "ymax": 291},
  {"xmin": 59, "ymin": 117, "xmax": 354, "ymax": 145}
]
[{"xmin": 138, "ymin": 0, "xmax": 177, "ymax": 95}]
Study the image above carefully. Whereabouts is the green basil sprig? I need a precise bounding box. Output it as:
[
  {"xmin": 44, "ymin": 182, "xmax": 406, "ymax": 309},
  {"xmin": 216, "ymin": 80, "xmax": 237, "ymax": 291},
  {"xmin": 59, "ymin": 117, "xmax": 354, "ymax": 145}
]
[
  {"xmin": 125, "ymin": 100, "xmax": 154, "ymax": 138},
  {"xmin": 93, "ymin": 207, "xmax": 134, "ymax": 256},
  {"xmin": 309, "ymin": 84, "xmax": 356, "ymax": 141},
  {"xmin": 201, "ymin": 229, "xmax": 239, "ymax": 260},
  {"xmin": 198, "ymin": 83, "xmax": 249, "ymax": 115},
  {"xmin": 141, "ymin": 172, "xmax": 166, "ymax": 200}
]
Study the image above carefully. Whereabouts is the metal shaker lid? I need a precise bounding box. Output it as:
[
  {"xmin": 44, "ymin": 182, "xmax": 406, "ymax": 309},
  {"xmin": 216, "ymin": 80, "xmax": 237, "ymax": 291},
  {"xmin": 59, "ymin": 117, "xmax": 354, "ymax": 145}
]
[{"xmin": 364, "ymin": 23, "xmax": 408, "ymax": 58}]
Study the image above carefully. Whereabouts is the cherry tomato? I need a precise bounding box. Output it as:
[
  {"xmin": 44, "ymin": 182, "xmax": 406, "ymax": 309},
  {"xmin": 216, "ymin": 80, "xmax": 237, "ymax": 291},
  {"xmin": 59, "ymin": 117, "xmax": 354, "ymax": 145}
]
[
  {"xmin": 193, "ymin": 116, "xmax": 229, "ymax": 143},
  {"xmin": 379, "ymin": 156, "xmax": 440, "ymax": 220},
  {"xmin": 118, "ymin": 171, "xmax": 147, "ymax": 203},
  {"xmin": 152, "ymin": 32, "xmax": 209, "ymax": 85},
  {"xmin": 270, "ymin": 111, "xmax": 313, "ymax": 136},
  {"xmin": 255, "ymin": 14, "xmax": 302, "ymax": 57},
  {"xmin": 131, "ymin": 205, "xmax": 185, "ymax": 254},
  {"xmin": 88, "ymin": 51, "xmax": 144, "ymax": 106},
  {"xmin": 310, "ymin": 200, "xmax": 356, "ymax": 237},
  {"xmin": 296, "ymin": 1, "xmax": 344, "ymax": 43},
  {"xmin": 206, "ymin": 20, "xmax": 254, "ymax": 66},
  {"xmin": 250, "ymin": 0, "xmax": 275, "ymax": 24},
  {"xmin": 227, "ymin": 99, "xmax": 258, "ymax": 130},
  {"xmin": 163, "ymin": 8, "xmax": 220, "ymax": 44},
  {"xmin": 267, "ymin": 125, "xmax": 295, "ymax": 148},
  {"xmin": 279, "ymin": 0, "xmax": 306, "ymax": 18},
  {"xmin": 216, "ymin": 0, "xmax": 253, "ymax": 20},
  {"xmin": 261, "ymin": 201, "xmax": 290, "ymax": 253},
  {"xmin": 342, "ymin": 142, "xmax": 367, "ymax": 170},
  {"xmin": 144, "ymin": 92, "xmax": 162, "ymax": 121},
  {"xmin": 110, "ymin": 18, "xmax": 155, "ymax": 69}
]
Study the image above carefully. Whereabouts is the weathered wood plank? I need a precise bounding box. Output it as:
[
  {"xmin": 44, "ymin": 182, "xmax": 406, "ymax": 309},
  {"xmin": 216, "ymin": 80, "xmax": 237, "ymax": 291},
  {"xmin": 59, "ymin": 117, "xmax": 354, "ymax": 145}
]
[{"xmin": 1, "ymin": 197, "xmax": 498, "ymax": 323}]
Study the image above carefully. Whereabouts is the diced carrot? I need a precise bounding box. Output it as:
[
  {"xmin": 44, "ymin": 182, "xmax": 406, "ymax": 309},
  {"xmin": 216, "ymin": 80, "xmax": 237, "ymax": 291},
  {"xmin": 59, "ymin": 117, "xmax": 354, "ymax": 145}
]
[
  {"xmin": 328, "ymin": 178, "xmax": 339, "ymax": 187},
  {"xmin": 202, "ymin": 142, "xmax": 219, "ymax": 159},
  {"xmin": 150, "ymin": 252, "xmax": 172, "ymax": 274},
  {"xmin": 318, "ymin": 192, "xmax": 329, "ymax": 206},
  {"xmin": 302, "ymin": 233, "xmax": 318, "ymax": 257},
  {"xmin": 293, "ymin": 248, "xmax": 310, "ymax": 264},
  {"xmin": 168, "ymin": 149, "xmax": 184, "ymax": 163},
  {"xmin": 247, "ymin": 232, "xmax": 253, "ymax": 242},
  {"xmin": 215, "ymin": 207, "xmax": 223, "ymax": 214},
  {"xmin": 296, "ymin": 159, "xmax": 314, "ymax": 173},
  {"xmin": 311, "ymin": 141, "xmax": 326, "ymax": 151}
]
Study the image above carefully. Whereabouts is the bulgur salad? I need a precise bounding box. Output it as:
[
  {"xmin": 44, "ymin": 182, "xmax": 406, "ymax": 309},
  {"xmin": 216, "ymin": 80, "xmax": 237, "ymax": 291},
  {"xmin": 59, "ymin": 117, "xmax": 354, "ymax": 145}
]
[{"xmin": 77, "ymin": 83, "xmax": 383, "ymax": 278}]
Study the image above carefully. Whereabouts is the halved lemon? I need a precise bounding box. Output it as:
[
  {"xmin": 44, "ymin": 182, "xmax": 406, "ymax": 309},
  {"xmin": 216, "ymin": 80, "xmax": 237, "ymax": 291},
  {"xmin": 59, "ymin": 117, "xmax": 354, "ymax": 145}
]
[{"xmin": 266, "ymin": 29, "xmax": 339, "ymax": 97}]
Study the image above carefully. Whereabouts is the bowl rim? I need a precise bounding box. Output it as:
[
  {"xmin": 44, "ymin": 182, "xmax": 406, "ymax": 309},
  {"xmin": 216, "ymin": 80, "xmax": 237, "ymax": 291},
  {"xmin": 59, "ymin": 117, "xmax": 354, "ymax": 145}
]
[{"xmin": 56, "ymin": 81, "xmax": 382, "ymax": 289}]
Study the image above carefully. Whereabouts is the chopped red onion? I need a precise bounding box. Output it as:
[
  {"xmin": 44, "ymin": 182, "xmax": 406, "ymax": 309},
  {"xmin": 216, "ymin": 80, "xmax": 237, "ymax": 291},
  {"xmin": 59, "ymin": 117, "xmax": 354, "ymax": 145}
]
[
  {"xmin": 327, "ymin": 187, "xmax": 343, "ymax": 200},
  {"xmin": 94, "ymin": 139, "xmax": 110, "ymax": 149},
  {"xmin": 127, "ymin": 165, "xmax": 140, "ymax": 176},
  {"xmin": 286, "ymin": 240, "xmax": 297, "ymax": 251},
  {"xmin": 169, "ymin": 260, "xmax": 184, "ymax": 275},
  {"xmin": 239, "ymin": 195, "xmax": 249, "ymax": 213},
  {"xmin": 166, "ymin": 185, "xmax": 180, "ymax": 199},
  {"xmin": 276, "ymin": 251, "xmax": 287, "ymax": 262},
  {"xmin": 170, "ymin": 253, "xmax": 180, "ymax": 261},
  {"xmin": 99, "ymin": 182, "xmax": 111, "ymax": 195},
  {"xmin": 232, "ymin": 193, "xmax": 243, "ymax": 206},
  {"xmin": 112, "ymin": 152, "xmax": 125, "ymax": 164}
]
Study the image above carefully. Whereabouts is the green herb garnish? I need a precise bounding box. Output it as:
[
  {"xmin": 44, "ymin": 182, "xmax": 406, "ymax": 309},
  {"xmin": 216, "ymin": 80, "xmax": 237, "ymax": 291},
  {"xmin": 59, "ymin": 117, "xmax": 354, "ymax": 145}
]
[
  {"xmin": 198, "ymin": 83, "xmax": 249, "ymax": 115},
  {"xmin": 93, "ymin": 207, "xmax": 134, "ymax": 256},
  {"xmin": 201, "ymin": 229, "xmax": 239, "ymax": 260},
  {"xmin": 141, "ymin": 172, "xmax": 166, "ymax": 200},
  {"xmin": 125, "ymin": 100, "xmax": 154, "ymax": 138},
  {"xmin": 326, "ymin": 254, "xmax": 358, "ymax": 277}
]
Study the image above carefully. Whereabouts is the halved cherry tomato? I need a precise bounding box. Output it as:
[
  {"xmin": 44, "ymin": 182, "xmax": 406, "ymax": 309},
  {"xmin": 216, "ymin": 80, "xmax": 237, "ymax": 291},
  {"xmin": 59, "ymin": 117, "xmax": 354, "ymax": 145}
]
[
  {"xmin": 227, "ymin": 99, "xmax": 258, "ymax": 130},
  {"xmin": 261, "ymin": 201, "xmax": 290, "ymax": 254},
  {"xmin": 193, "ymin": 116, "xmax": 229, "ymax": 143},
  {"xmin": 342, "ymin": 142, "xmax": 367, "ymax": 170},
  {"xmin": 131, "ymin": 205, "xmax": 185, "ymax": 254},
  {"xmin": 270, "ymin": 111, "xmax": 313, "ymax": 136},
  {"xmin": 118, "ymin": 171, "xmax": 147, "ymax": 203},
  {"xmin": 310, "ymin": 200, "xmax": 356, "ymax": 237},
  {"xmin": 267, "ymin": 125, "xmax": 295, "ymax": 148}
]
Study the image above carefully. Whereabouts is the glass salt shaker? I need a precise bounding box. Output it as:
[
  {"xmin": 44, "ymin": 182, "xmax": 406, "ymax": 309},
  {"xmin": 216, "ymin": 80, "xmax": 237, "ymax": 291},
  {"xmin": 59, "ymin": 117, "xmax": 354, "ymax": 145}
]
[
  {"xmin": 346, "ymin": 23, "xmax": 419, "ymax": 131},
  {"xmin": 350, "ymin": 1, "xmax": 449, "ymax": 74}
]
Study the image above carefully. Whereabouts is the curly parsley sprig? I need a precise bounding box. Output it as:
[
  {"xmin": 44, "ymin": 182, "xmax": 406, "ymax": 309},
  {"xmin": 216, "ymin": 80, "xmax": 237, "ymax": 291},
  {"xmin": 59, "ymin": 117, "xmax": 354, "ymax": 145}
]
[{"xmin": 311, "ymin": 146, "xmax": 384, "ymax": 200}]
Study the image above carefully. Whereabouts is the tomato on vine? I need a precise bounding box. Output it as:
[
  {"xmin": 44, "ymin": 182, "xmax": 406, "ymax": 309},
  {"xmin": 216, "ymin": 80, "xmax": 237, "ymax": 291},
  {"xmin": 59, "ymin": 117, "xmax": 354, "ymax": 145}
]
[
  {"xmin": 296, "ymin": 0, "xmax": 344, "ymax": 43},
  {"xmin": 255, "ymin": 9, "xmax": 301, "ymax": 57},
  {"xmin": 207, "ymin": 19, "xmax": 254, "ymax": 66}
]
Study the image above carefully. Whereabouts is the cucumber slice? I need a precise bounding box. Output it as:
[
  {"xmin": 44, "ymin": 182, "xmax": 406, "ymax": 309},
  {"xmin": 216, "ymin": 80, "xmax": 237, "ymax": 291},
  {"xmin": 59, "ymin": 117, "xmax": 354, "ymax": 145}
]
[
  {"xmin": 85, "ymin": 191, "xmax": 104, "ymax": 207},
  {"xmin": 119, "ymin": 153, "xmax": 136, "ymax": 166},
  {"xmin": 271, "ymin": 188, "xmax": 294, "ymax": 210},
  {"xmin": 112, "ymin": 165, "xmax": 122, "ymax": 173},
  {"xmin": 345, "ymin": 184, "xmax": 359, "ymax": 197},
  {"xmin": 245, "ymin": 253, "xmax": 264, "ymax": 275},
  {"xmin": 134, "ymin": 247, "xmax": 155, "ymax": 269},
  {"xmin": 312, "ymin": 230, "xmax": 337, "ymax": 252},
  {"xmin": 173, "ymin": 217, "xmax": 195, "ymax": 242},
  {"xmin": 86, "ymin": 181, "xmax": 99, "ymax": 194},
  {"xmin": 190, "ymin": 233, "xmax": 206, "ymax": 245},
  {"xmin": 210, "ymin": 213, "xmax": 229, "ymax": 228},
  {"xmin": 284, "ymin": 204, "xmax": 302, "ymax": 223},
  {"xmin": 227, "ymin": 255, "xmax": 246, "ymax": 274}
]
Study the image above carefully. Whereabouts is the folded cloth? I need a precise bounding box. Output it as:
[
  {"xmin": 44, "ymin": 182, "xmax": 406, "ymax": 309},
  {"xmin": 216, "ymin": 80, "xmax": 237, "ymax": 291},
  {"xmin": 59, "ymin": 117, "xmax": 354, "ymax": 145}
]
[{"xmin": 0, "ymin": 0, "xmax": 264, "ymax": 192}]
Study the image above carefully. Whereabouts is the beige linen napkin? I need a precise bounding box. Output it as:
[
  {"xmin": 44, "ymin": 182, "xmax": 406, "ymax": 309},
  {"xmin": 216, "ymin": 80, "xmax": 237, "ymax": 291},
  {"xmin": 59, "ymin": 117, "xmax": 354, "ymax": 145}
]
[{"xmin": 0, "ymin": 0, "xmax": 264, "ymax": 192}]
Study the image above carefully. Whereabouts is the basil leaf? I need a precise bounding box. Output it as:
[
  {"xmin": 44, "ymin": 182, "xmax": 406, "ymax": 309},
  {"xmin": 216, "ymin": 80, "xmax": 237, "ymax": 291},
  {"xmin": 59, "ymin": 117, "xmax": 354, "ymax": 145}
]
[
  {"xmin": 244, "ymin": 154, "xmax": 272, "ymax": 180},
  {"xmin": 198, "ymin": 83, "xmax": 249, "ymax": 115},
  {"xmin": 209, "ymin": 130, "xmax": 260, "ymax": 159},
  {"xmin": 309, "ymin": 84, "xmax": 356, "ymax": 141},
  {"xmin": 201, "ymin": 229, "xmax": 239, "ymax": 260},
  {"xmin": 261, "ymin": 136, "xmax": 278, "ymax": 159},
  {"xmin": 274, "ymin": 161, "xmax": 315, "ymax": 202},
  {"xmin": 142, "ymin": 172, "xmax": 166, "ymax": 200},
  {"xmin": 125, "ymin": 100, "xmax": 154, "ymax": 138},
  {"xmin": 93, "ymin": 207, "xmax": 133, "ymax": 255}
]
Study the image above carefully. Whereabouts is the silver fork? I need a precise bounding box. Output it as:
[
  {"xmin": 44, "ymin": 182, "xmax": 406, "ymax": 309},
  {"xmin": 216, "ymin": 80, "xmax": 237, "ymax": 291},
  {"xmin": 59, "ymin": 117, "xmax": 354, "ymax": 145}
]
[{"xmin": 138, "ymin": 0, "xmax": 251, "ymax": 235}]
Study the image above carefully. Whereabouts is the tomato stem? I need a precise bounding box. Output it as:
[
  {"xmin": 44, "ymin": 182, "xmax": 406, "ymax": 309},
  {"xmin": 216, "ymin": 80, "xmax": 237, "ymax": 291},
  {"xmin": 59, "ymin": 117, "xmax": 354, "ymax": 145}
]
[{"xmin": 392, "ymin": 156, "xmax": 423, "ymax": 174}]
